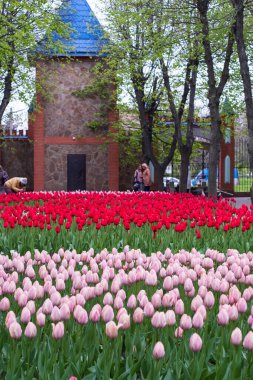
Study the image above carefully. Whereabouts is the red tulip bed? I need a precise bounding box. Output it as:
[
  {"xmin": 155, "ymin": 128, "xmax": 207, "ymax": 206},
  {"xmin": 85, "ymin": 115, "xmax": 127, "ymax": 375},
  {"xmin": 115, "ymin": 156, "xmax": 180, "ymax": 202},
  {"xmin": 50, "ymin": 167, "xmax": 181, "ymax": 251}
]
[{"xmin": 0, "ymin": 191, "xmax": 253, "ymax": 379}]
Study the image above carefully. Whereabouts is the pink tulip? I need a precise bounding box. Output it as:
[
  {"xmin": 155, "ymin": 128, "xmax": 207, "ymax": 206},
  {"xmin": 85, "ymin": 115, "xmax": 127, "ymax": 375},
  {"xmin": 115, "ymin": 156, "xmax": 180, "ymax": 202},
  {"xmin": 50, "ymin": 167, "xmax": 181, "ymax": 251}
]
[
  {"xmin": 217, "ymin": 309, "xmax": 229, "ymax": 326},
  {"xmin": 151, "ymin": 293, "xmax": 162, "ymax": 308},
  {"xmin": 5, "ymin": 311, "xmax": 16, "ymax": 329},
  {"xmin": 228, "ymin": 286, "xmax": 241, "ymax": 304},
  {"xmin": 52, "ymin": 322, "xmax": 64, "ymax": 339},
  {"xmin": 105, "ymin": 321, "xmax": 118, "ymax": 339},
  {"xmin": 230, "ymin": 327, "xmax": 242, "ymax": 346},
  {"xmin": 9, "ymin": 321, "xmax": 22, "ymax": 339},
  {"xmin": 36, "ymin": 312, "xmax": 46, "ymax": 327},
  {"xmin": 118, "ymin": 313, "xmax": 131, "ymax": 330},
  {"xmin": 27, "ymin": 286, "xmax": 37, "ymax": 300},
  {"xmin": 60, "ymin": 303, "xmax": 71, "ymax": 321},
  {"xmin": 116, "ymin": 308, "xmax": 128, "ymax": 321},
  {"xmin": 89, "ymin": 306, "xmax": 101, "ymax": 323},
  {"xmin": 102, "ymin": 305, "xmax": 114, "ymax": 322},
  {"xmin": 191, "ymin": 296, "xmax": 203, "ymax": 312},
  {"xmin": 180, "ymin": 314, "xmax": 192, "ymax": 331},
  {"xmin": 243, "ymin": 331, "xmax": 253, "ymax": 350},
  {"xmin": 197, "ymin": 305, "xmax": 207, "ymax": 321},
  {"xmin": 175, "ymin": 326, "xmax": 184, "ymax": 338},
  {"xmin": 192, "ymin": 312, "xmax": 204, "ymax": 329},
  {"xmin": 42, "ymin": 299, "xmax": 53, "ymax": 315},
  {"xmin": 116, "ymin": 289, "xmax": 126, "ymax": 301},
  {"xmin": 139, "ymin": 295, "xmax": 149, "ymax": 308},
  {"xmin": 165, "ymin": 310, "xmax": 176, "ymax": 326},
  {"xmin": 153, "ymin": 341, "xmax": 165, "ymax": 359},
  {"xmin": 163, "ymin": 276, "xmax": 173, "ymax": 291},
  {"xmin": 24, "ymin": 322, "xmax": 37, "ymax": 338},
  {"xmin": 137, "ymin": 290, "xmax": 146, "ymax": 303},
  {"xmin": 175, "ymin": 299, "xmax": 184, "ymax": 315},
  {"xmin": 103, "ymin": 292, "xmax": 114, "ymax": 306},
  {"xmin": 0, "ymin": 297, "xmax": 10, "ymax": 311},
  {"xmin": 228, "ymin": 305, "xmax": 239, "ymax": 321},
  {"xmin": 75, "ymin": 294, "xmax": 85, "ymax": 307},
  {"xmin": 50, "ymin": 306, "xmax": 62, "ymax": 322},
  {"xmin": 144, "ymin": 302, "xmax": 155, "ymax": 317},
  {"xmin": 110, "ymin": 278, "xmax": 121, "ymax": 293},
  {"xmin": 162, "ymin": 292, "xmax": 177, "ymax": 307},
  {"xmin": 50, "ymin": 291, "xmax": 61, "ymax": 306},
  {"xmin": 198, "ymin": 286, "xmax": 207, "ymax": 299},
  {"xmin": 204, "ymin": 291, "xmax": 215, "ymax": 309},
  {"xmin": 242, "ymin": 288, "xmax": 251, "ymax": 301},
  {"xmin": 127, "ymin": 295, "xmax": 137, "ymax": 309},
  {"xmin": 114, "ymin": 296, "xmax": 124, "ymax": 310},
  {"xmin": 145, "ymin": 271, "xmax": 157, "ymax": 286},
  {"xmin": 248, "ymin": 315, "xmax": 253, "ymax": 326},
  {"xmin": 20, "ymin": 307, "xmax": 31, "ymax": 324},
  {"xmin": 133, "ymin": 307, "xmax": 144, "ymax": 324},
  {"xmin": 26, "ymin": 300, "xmax": 36, "ymax": 315},
  {"xmin": 189, "ymin": 333, "xmax": 202, "ymax": 352},
  {"xmin": 236, "ymin": 298, "xmax": 247, "ymax": 313},
  {"xmin": 73, "ymin": 305, "xmax": 88, "ymax": 325},
  {"xmin": 219, "ymin": 294, "xmax": 229, "ymax": 305},
  {"xmin": 151, "ymin": 312, "xmax": 166, "ymax": 328},
  {"xmin": 184, "ymin": 278, "xmax": 193, "ymax": 293}
]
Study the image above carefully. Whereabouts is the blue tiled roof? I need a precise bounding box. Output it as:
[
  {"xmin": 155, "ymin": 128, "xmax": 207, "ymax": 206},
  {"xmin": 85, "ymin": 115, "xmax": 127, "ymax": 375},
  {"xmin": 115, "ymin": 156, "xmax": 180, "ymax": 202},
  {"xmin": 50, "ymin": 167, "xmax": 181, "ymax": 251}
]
[{"xmin": 52, "ymin": 0, "xmax": 106, "ymax": 57}]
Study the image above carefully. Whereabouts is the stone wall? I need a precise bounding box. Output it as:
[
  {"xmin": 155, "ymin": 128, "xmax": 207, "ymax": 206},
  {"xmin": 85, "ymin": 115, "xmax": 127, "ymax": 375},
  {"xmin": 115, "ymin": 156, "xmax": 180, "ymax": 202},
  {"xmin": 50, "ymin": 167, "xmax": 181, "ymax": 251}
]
[
  {"xmin": 42, "ymin": 59, "xmax": 108, "ymax": 137},
  {"xmin": 44, "ymin": 144, "xmax": 108, "ymax": 191},
  {"xmin": 0, "ymin": 139, "xmax": 34, "ymax": 191}
]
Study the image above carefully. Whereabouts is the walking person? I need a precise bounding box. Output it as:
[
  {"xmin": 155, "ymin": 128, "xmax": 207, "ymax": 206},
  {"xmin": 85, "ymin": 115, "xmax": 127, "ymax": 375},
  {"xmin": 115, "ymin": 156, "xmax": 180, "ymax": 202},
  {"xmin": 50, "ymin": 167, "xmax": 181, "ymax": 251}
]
[
  {"xmin": 133, "ymin": 164, "xmax": 143, "ymax": 191},
  {"xmin": 4, "ymin": 177, "xmax": 27, "ymax": 194},
  {"xmin": 141, "ymin": 163, "xmax": 151, "ymax": 192}
]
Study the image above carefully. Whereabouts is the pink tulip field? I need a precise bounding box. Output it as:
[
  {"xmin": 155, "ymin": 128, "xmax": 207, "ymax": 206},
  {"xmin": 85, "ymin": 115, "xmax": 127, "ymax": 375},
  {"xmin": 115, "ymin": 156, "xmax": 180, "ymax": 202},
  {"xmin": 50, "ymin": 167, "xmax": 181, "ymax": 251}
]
[{"xmin": 0, "ymin": 191, "xmax": 253, "ymax": 379}]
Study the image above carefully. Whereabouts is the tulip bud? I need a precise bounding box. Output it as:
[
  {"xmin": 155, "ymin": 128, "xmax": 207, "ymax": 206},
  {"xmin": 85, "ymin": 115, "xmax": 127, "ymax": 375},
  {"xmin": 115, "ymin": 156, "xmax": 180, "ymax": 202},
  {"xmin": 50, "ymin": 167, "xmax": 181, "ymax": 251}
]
[
  {"xmin": 9, "ymin": 321, "xmax": 22, "ymax": 339},
  {"xmin": 0, "ymin": 297, "xmax": 10, "ymax": 311},
  {"xmin": 189, "ymin": 333, "xmax": 202, "ymax": 352},
  {"xmin": 52, "ymin": 322, "xmax": 64, "ymax": 339},
  {"xmin": 243, "ymin": 331, "xmax": 253, "ymax": 350},
  {"xmin": 153, "ymin": 341, "xmax": 165, "ymax": 359},
  {"xmin": 105, "ymin": 321, "xmax": 118, "ymax": 339},
  {"xmin": 133, "ymin": 307, "xmax": 144, "ymax": 324},
  {"xmin": 24, "ymin": 322, "xmax": 37, "ymax": 338},
  {"xmin": 230, "ymin": 327, "xmax": 242, "ymax": 346}
]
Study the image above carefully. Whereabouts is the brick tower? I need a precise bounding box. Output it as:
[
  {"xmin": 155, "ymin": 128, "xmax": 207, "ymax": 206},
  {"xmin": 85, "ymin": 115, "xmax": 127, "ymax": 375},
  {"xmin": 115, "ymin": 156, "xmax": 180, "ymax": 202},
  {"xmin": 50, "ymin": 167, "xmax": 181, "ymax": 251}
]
[{"xmin": 30, "ymin": 0, "xmax": 119, "ymax": 191}]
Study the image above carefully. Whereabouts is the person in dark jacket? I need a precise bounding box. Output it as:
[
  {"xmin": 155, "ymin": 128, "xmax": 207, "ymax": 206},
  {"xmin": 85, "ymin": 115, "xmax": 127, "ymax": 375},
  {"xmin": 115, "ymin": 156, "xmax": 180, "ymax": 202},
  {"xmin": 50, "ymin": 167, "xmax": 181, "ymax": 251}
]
[{"xmin": 0, "ymin": 165, "xmax": 9, "ymax": 194}]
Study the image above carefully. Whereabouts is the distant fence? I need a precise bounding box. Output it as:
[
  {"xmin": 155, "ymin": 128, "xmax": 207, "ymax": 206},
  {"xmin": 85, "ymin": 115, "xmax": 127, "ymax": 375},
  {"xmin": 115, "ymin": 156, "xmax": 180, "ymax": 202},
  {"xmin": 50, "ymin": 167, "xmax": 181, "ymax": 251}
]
[{"xmin": 234, "ymin": 137, "xmax": 251, "ymax": 194}]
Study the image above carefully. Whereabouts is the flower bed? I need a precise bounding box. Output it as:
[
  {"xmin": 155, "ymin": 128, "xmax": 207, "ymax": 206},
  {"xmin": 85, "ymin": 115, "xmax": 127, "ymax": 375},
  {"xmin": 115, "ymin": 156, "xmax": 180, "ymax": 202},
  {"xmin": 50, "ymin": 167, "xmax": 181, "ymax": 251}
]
[{"xmin": 0, "ymin": 191, "xmax": 252, "ymax": 379}]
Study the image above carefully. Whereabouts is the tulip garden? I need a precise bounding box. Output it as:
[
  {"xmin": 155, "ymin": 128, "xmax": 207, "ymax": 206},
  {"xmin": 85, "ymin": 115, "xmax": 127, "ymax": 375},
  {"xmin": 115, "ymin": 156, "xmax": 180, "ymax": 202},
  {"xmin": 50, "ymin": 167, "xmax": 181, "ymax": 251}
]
[{"xmin": 1, "ymin": 191, "xmax": 253, "ymax": 379}]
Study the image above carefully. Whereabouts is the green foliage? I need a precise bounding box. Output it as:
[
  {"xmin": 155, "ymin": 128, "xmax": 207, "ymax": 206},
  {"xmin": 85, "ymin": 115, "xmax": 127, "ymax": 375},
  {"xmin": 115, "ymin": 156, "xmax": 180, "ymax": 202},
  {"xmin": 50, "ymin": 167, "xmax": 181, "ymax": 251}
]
[{"xmin": 0, "ymin": 0, "xmax": 72, "ymax": 121}]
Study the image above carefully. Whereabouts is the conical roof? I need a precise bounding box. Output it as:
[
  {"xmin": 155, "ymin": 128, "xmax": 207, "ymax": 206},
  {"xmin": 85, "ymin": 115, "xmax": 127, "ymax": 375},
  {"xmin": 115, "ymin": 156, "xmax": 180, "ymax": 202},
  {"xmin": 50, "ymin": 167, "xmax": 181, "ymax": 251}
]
[{"xmin": 52, "ymin": 0, "xmax": 105, "ymax": 57}]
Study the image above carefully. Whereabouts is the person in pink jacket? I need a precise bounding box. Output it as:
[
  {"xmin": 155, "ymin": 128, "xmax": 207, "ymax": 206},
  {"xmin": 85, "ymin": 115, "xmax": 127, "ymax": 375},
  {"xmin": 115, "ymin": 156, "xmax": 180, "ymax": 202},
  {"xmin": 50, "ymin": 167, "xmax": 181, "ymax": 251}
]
[{"xmin": 141, "ymin": 163, "xmax": 151, "ymax": 191}]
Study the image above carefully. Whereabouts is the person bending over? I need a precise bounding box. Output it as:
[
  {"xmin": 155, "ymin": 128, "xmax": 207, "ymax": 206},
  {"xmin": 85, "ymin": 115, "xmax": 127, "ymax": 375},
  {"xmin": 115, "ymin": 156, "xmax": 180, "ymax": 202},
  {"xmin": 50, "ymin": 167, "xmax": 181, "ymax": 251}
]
[{"xmin": 4, "ymin": 177, "xmax": 27, "ymax": 194}]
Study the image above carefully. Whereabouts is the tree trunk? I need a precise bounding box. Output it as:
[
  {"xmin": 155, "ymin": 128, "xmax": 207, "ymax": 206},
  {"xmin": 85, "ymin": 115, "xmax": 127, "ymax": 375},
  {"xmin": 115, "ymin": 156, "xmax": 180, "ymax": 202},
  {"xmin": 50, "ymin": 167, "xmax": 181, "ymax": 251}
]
[
  {"xmin": 208, "ymin": 118, "xmax": 221, "ymax": 196},
  {"xmin": 134, "ymin": 80, "xmax": 177, "ymax": 190},
  {"xmin": 197, "ymin": 0, "xmax": 234, "ymax": 196},
  {"xmin": 179, "ymin": 147, "xmax": 191, "ymax": 192},
  {"xmin": 231, "ymin": 0, "xmax": 253, "ymax": 173},
  {"xmin": 0, "ymin": 67, "xmax": 13, "ymax": 124}
]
